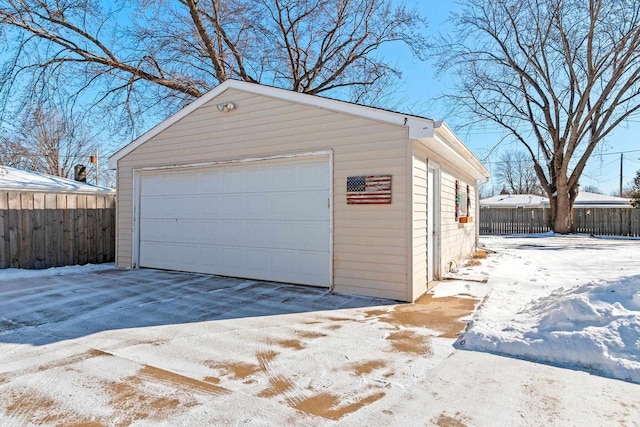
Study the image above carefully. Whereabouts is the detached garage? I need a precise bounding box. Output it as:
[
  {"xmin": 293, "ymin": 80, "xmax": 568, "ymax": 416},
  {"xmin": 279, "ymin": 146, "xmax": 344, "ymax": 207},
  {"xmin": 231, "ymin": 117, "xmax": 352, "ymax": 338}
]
[{"xmin": 108, "ymin": 80, "xmax": 489, "ymax": 302}]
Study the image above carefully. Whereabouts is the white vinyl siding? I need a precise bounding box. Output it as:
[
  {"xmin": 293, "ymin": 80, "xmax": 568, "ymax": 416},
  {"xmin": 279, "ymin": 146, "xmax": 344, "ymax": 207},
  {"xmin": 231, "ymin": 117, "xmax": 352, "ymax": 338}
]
[
  {"xmin": 116, "ymin": 88, "xmax": 409, "ymax": 301},
  {"xmin": 412, "ymin": 156, "xmax": 428, "ymax": 299},
  {"xmin": 413, "ymin": 142, "xmax": 477, "ymax": 280},
  {"xmin": 439, "ymin": 170, "xmax": 477, "ymax": 272}
]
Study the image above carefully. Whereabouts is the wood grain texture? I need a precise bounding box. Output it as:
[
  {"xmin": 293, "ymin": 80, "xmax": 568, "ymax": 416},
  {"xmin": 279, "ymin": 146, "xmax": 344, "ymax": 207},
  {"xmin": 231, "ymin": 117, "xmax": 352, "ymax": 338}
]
[{"xmin": 0, "ymin": 192, "xmax": 116, "ymax": 269}]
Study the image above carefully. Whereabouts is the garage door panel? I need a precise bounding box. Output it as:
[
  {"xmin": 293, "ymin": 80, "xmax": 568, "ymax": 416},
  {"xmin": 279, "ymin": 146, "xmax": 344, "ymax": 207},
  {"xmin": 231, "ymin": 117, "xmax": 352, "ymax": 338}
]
[
  {"xmin": 139, "ymin": 157, "xmax": 330, "ymax": 286},
  {"xmin": 163, "ymin": 174, "xmax": 185, "ymax": 196},
  {"xmin": 179, "ymin": 221, "xmax": 204, "ymax": 244},
  {"xmin": 298, "ymin": 251, "xmax": 330, "ymax": 277},
  {"xmin": 201, "ymin": 170, "xmax": 223, "ymax": 193},
  {"xmin": 223, "ymin": 168, "xmax": 250, "ymax": 192},
  {"xmin": 140, "ymin": 242, "xmax": 185, "ymax": 269},
  {"xmin": 296, "ymin": 191, "xmax": 329, "ymax": 219},
  {"xmin": 298, "ymin": 223, "xmax": 330, "ymax": 250},
  {"xmin": 219, "ymin": 247, "xmax": 245, "ymax": 270},
  {"xmin": 268, "ymin": 194, "xmax": 298, "ymax": 220},
  {"xmin": 297, "ymin": 163, "xmax": 329, "ymax": 189},
  {"xmin": 140, "ymin": 196, "xmax": 168, "ymax": 219},
  {"xmin": 220, "ymin": 195, "xmax": 246, "ymax": 218},
  {"xmin": 268, "ymin": 223, "xmax": 297, "ymax": 249},
  {"xmin": 243, "ymin": 222, "xmax": 270, "ymax": 246},
  {"xmin": 141, "ymin": 219, "xmax": 175, "ymax": 242},
  {"xmin": 244, "ymin": 248, "xmax": 270, "ymax": 272},
  {"xmin": 198, "ymin": 221, "xmax": 220, "ymax": 241},
  {"xmin": 180, "ymin": 196, "xmax": 202, "ymax": 218},
  {"xmin": 198, "ymin": 245, "xmax": 221, "ymax": 269},
  {"xmin": 198, "ymin": 196, "xmax": 221, "ymax": 219},
  {"xmin": 140, "ymin": 175, "xmax": 163, "ymax": 196},
  {"xmin": 268, "ymin": 165, "xmax": 297, "ymax": 191},
  {"xmin": 216, "ymin": 221, "xmax": 241, "ymax": 245},
  {"xmin": 244, "ymin": 194, "xmax": 269, "ymax": 219}
]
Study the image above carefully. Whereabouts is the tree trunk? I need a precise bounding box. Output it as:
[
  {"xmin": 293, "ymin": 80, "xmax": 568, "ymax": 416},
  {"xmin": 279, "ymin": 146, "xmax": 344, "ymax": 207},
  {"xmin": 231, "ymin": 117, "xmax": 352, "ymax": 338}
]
[{"xmin": 550, "ymin": 182, "xmax": 575, "ymax": 234}]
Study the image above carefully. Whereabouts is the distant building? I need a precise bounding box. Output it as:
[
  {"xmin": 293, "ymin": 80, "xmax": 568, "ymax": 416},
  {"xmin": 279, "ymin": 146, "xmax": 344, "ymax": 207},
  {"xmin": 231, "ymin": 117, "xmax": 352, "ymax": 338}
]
[
  {"xmin": 481, "ymin": 192, "xmax": 631, "ymax": 209},
  {"xmin": 0, "ymin": 166, "xmax": 114, "ymax": 195}
]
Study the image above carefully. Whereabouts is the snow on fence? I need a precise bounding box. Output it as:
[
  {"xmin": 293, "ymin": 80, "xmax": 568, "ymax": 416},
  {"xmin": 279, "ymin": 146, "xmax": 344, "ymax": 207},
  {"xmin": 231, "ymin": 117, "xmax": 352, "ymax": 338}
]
[
  {"xmin": 0, "ymin": 191, "xmax": 116, "ymax": 269},
  {"xmin": 480, "ymin": 207, "xmax": 640, "ymax": 237}
]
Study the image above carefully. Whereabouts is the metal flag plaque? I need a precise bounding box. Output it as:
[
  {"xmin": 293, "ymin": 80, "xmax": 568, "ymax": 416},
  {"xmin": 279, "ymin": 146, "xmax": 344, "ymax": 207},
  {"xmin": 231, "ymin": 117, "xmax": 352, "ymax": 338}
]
[{"xmin": 346, "ymin": 175, "xmax": 392, "ymax": 204}]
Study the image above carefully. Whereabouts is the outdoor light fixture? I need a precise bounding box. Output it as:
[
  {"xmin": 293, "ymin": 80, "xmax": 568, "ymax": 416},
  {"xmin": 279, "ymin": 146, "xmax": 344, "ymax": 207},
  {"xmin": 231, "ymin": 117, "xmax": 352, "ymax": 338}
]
[{"xmin": 217, "ymin": 102, "xmax": 235, "ymax": 112}]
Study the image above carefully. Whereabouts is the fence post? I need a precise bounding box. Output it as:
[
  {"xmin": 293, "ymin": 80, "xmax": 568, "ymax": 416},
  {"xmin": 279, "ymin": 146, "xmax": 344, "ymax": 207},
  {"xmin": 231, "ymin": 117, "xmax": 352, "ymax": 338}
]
[{"xmin": 0, "ymin": 193, "xmax": 7, "ymax": 269}]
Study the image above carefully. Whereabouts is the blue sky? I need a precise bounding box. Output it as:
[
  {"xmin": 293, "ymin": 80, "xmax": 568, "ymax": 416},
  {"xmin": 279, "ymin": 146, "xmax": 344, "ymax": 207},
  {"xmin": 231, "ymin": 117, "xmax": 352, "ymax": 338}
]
[
  {"xmin": 384, "ymin": 1, "xmax": 640, "ymax": 196},
  {"xmin": 2, "ymin": 1, "xmax": 637, "ymax": 193}
]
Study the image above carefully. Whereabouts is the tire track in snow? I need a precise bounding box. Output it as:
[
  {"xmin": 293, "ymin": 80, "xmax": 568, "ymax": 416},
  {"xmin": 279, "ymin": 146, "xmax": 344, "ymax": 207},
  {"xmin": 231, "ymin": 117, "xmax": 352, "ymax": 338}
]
[
  {"xmin": 254, "ymin": 326, "xmax": 317, "ymax": 423},
  {"xmin": 2, "ymin": 369, "xmax": 61, "ymax": 427}
]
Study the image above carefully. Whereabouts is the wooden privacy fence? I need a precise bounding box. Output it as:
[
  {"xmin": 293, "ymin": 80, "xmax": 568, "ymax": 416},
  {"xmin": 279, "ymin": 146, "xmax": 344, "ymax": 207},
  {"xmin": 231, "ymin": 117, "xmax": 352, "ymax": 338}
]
[
  {"xmin": 0, "ymin": 191, "xmax": 116, "ymax": 269},
  {"xmin": 480, "ymin": 207, "xmax": 640, "ymax": 237},
  {"xmin": 480, "ymin": 207, "xmax": 550, "ymax": 235},
  {"xmin": 573, "ymin": 207, "xmax": 640, "ymax": 237}
]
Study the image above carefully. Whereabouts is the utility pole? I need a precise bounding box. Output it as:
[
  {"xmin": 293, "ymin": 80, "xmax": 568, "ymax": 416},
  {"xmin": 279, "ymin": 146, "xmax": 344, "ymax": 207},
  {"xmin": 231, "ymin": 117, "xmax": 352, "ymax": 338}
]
[
  {"xmin": 90, "ymin": 148, "xmax": 99, "ymax": 186},
  {"xmin": 96, "ymin": 147, "xmax": 99, "ymax": 186},
  {"xmin": 620, "ymin": 153, "xmax": 623, "ymax": 197}
]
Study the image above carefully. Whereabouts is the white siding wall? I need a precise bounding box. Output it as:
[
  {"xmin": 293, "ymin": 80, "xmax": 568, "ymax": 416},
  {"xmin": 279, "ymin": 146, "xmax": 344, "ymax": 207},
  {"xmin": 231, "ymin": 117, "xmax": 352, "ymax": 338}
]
[
  {"xmin": 411, "ymin": 156, "xmax": 428, "ymax": 299},
  {"xmin": 413, "ymin": 142, "xmax": 478, "ymax": 282},
  {"xmin": 116, "ymin": 88, "xmax": 410, "ymax": 301},
  {"xmin": 439, "ymin": 170, "xmax": 477, "ymax": 273}
]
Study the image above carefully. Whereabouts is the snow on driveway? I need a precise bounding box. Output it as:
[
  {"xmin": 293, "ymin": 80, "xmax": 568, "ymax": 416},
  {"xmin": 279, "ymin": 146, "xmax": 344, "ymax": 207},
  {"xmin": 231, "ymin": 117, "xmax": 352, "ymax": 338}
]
[
  {"xmin": 0, "ymin": 268, "xmax": 479, "ymax": 426},
  {"xmin": 1, "ymin": 236, "xmax": 639, "ymax": 426}
]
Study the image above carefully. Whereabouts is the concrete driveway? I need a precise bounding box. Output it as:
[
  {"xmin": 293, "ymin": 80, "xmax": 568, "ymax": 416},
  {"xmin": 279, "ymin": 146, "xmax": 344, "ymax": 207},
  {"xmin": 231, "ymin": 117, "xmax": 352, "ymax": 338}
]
[{"xmin": 0, "ymin": 268, "xmax": 476, "ymax": 426}]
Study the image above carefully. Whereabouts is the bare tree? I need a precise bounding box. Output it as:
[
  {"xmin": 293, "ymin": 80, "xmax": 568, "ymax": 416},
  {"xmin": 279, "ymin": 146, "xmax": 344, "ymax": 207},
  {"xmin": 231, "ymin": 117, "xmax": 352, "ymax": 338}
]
[
  {"xmin": 0, "ymin": 0, "xmax": 427, "ymax": 127},
  {"xmin": 579, "ymin": 184, "xmax": 602, "ymax": 194},
  {"xmin": 496, "ymin": 149, "xmax": 542, "ymax": 195},
  {"xmin": 630, "ymin": 170, "xmax": 640, "ymax": 208},
  {"xmin": 0, "ymin": 136, "xmax": 29, "ymax": 167},
  {"xmin": 1, "ymin": 105, "xmax": 97, "ymax": 180},
  {"xmin": 439, "ymin": 0, "xmax": 640, "ymax": 233}
]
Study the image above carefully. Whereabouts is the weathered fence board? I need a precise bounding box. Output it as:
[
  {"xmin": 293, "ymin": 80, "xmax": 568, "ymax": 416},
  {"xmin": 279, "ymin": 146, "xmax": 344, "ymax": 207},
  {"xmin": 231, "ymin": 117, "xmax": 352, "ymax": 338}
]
[
  {"xmin": 481, "ymin": 207, "xmax": 640, "ymax": 237},
  {"xmin": 0, "ymin": 191, "xmax": 116, "ymax": 269}
]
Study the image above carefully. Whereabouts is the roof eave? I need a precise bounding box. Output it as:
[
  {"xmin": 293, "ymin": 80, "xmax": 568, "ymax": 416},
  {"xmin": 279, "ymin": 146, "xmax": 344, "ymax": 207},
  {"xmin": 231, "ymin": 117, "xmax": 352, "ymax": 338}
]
[{"xmin": 415, "ymin": 122, "xmax": 490, "ymax": 182}]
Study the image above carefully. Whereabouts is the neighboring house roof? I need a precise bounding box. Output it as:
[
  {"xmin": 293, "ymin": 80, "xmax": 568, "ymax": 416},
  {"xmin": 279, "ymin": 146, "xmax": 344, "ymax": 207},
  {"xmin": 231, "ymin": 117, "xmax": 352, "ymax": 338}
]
[
  {"xmin": 108, "ymin": 80, "xmax": 490, "ymax": 181},
  {"xmin": 0, "ymin": 166, "xmax": 115, "ymax": 195},
  {"xmin": 480, "ymin": 194, "xmax": 547, "ymax": 208},
  {"xmin": 481, "ymin": 192, "xmax": 631, "ymax": 208},
  {"xmin": 572, "ymin": 191, "xmax": 632, "ymax": 207}
]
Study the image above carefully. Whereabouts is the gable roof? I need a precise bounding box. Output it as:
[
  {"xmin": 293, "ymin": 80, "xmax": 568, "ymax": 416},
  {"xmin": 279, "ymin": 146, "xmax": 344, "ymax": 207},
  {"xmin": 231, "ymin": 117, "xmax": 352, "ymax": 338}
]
[
  {"xmin": 108, "ymin": 80, "xmax": 489, "ymax": 180},
  {"xmin": 0, "ymin": 166, "xmax": 115, "ymax": 195},
  {"xmin": 573, "ymin": 191, "xmax": 632, "ymax": 206}
]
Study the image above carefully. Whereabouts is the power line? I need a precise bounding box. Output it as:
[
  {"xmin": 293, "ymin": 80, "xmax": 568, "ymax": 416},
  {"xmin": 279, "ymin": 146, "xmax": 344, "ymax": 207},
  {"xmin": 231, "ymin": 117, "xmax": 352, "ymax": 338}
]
[{"xmin": 593, "ymin": 149, "xmax": 640, "ymax": 157}]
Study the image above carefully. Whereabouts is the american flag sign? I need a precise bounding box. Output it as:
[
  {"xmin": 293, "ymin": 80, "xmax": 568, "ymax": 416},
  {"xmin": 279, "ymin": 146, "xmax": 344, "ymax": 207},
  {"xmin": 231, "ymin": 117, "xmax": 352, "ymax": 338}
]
[{"xmin": 346, "ymin": 175, "xmax": 392, "ymax": 204}]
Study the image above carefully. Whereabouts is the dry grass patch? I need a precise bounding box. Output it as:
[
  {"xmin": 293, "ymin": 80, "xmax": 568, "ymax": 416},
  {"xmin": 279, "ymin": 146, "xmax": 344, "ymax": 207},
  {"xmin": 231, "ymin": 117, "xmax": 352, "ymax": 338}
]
[{"xmin": 465, "ymin": 250, "xmax": 488, "ymax": 267}]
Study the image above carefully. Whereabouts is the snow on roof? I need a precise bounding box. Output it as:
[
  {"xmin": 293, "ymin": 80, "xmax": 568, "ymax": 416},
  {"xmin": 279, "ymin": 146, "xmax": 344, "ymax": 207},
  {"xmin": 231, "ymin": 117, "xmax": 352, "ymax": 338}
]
[
  {"xmin": 481, "ymin": 192, "xmax": 631, "ymax": 208},
  {"xmin": 0, "ymin": 166, "xmax": 115, "ymax": 195},
  {"xmin": 480, "ymin": 194, "xmax": 546, "ymax": 208},
  {"xmin": 574, "ymin": 191, "xmax": 631, "ymax": 205}
]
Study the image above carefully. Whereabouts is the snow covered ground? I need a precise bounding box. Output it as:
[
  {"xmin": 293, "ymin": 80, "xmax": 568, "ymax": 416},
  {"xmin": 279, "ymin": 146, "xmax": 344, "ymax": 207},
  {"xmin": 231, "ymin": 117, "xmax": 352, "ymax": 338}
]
[
  {"xmin": 0, "ymin": 263, "xmax": 114, "ymax": 282},
  {"xmin": 0, "ymin": 235, "xmax": 639, "ymax": 425},
  {"xmin": 457, "ymin": 234, "xmax": 640, "ymax": 384}
]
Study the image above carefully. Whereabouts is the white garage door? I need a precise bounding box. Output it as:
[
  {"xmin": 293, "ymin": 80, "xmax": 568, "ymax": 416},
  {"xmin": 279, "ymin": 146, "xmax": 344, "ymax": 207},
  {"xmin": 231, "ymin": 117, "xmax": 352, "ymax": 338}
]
[{"xmin": 137, "ymin": 156, "xmax": 330, "ymax": 286}]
